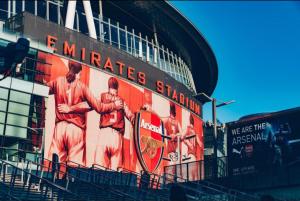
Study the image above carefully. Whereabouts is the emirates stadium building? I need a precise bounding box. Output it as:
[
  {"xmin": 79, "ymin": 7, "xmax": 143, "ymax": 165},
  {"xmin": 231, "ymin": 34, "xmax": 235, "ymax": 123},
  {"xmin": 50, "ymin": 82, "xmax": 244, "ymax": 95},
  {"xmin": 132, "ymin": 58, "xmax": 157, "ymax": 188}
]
[{"xmin": 0, "ymin": 1, "xmax": 243, "ymax": 201}]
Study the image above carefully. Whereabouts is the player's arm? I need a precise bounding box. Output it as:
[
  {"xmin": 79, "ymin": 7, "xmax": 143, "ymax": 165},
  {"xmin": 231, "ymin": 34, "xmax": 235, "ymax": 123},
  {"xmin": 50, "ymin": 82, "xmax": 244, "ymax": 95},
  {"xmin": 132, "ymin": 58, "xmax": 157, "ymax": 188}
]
[
  {"xmin": 82, "ymin": 84, "xmax": 122, "ymax": 113},
  {"xmin": 124, "ymin": 102, "xmax": 135, "ymax": 125},
  {"xmin": 58, "ymin": 101, "xmax": 92, "ymax": 114},
  {"xmin": 185, "ymin": 140, "xmax": 194, "ymax": 150},
  {"xmin": 182, "ymin": 128, "xmax": 192, "ymax": 148}
]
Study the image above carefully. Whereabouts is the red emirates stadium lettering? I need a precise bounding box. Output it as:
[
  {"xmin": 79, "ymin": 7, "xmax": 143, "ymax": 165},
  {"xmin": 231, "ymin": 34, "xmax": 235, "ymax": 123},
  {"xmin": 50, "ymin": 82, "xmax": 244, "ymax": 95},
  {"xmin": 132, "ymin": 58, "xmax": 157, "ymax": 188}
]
[
  {"xmin": 155, "ymin": 80, "xmax": 201, "ymax": 115},
  {"xmin": 46, "ymin": 35, "xmax": 201, "ymax": 116}
]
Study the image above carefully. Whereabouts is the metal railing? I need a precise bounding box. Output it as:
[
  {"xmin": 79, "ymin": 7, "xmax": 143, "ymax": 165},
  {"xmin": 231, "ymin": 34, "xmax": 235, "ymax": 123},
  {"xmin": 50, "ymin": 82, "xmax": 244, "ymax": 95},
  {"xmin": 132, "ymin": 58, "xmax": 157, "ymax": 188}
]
[
  {"xmin": 1, "ymin": 150, "xmax": 270, "ymax": 201},
  {"xmin": 45, "ymin": 157, "xmax": 261, "ymax": 201},
  {"xmin": 0, "ymin": 153, "xmax": 146, "ymax": 201},
  {"xmin": 27, "ymin": 157, "xmax": 140, "ymax": 201},
  {"xmin": 0, "ymin": 159, "xmax": 80, "ymax": 201},
  {"xmin": 151, "ymin": 171, "xmax": 260, "ymax": 201},
  {"xmin": 164, "ymin": 157, "xmax": 228, "ymax": 182},
  {"xmin": 91, "ymin": 164, "xmax": 167, "ymax": 201},
  {"xmin": 0, "ymin": 56, "xmax": 51, "ymax": 84}
]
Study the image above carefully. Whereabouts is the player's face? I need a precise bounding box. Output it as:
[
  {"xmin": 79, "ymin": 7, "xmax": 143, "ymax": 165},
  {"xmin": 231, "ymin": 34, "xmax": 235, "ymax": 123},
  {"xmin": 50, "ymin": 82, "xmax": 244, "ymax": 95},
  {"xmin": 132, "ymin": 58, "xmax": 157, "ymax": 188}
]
[{"xmin": 109, "ymin": 88, "xmax": 118, "ymax": 95}]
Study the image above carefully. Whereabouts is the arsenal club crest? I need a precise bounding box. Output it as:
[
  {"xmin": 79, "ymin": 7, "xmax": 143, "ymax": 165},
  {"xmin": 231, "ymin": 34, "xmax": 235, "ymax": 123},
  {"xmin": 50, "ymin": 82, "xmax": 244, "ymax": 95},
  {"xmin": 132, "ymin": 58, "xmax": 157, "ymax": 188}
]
[{"xmin": 134, "ymin": 110, "xmax": 165, "ymax": 173}]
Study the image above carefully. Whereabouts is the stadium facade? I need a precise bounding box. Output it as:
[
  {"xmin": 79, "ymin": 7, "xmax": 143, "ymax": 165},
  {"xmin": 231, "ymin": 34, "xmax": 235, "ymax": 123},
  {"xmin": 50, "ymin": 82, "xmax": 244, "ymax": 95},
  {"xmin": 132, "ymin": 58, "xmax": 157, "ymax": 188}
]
[
  {"xmin": 0, "ymin": 0, "xmax": 218, "ymax": 179},
  {"xmin": 2, "ymin": 1, "xmax": 295, "ymax": 200}
]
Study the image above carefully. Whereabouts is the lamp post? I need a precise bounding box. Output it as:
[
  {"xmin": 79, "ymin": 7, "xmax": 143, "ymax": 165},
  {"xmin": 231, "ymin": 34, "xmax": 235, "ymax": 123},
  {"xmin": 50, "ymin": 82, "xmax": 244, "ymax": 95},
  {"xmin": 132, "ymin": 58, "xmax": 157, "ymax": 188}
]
[{"xmin": 193, "ymin": 92, "xmax": 235, "ymax": 178}]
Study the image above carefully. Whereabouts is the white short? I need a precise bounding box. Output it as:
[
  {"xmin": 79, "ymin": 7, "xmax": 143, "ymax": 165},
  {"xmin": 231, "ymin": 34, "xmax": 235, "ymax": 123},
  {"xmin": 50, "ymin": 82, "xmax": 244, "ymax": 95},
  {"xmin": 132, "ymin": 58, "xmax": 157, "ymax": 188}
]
[
  {"xmin": 49, "ymin": 121, "xmax": 85, "ymax": 165},
  {"xmin": 94, "ymin": 127, "xmax": 123, "ymax": 170}
]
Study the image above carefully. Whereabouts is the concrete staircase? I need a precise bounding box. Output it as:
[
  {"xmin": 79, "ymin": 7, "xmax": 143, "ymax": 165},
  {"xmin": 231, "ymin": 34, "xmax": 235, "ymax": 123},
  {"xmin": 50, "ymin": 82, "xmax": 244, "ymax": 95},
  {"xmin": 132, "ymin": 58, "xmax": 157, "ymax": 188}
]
[
  {"xmin": 0, "ymin": 161, "xmax": 80, "ymax": 201},
  {"xmin": 0, "ymin": 156, "xmax": 266, "ymax": 201}
]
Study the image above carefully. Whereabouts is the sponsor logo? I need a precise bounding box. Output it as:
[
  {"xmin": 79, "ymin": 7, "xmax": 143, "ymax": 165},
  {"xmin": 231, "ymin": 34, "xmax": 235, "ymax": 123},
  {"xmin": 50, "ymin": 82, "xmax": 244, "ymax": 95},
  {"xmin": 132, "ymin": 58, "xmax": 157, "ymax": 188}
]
[{"xmin": 140, "ymin": 119, "xmax": 163, "ymax": 135}]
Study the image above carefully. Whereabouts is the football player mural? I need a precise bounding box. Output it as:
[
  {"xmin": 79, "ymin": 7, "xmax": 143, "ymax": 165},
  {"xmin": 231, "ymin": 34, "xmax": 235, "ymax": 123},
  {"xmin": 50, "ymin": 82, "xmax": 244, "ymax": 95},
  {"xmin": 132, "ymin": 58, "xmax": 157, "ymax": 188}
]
[
  {"xmin": 181, "ymin": 114, "xmax": 203, "ymax": 180},
  {"xmin": 46, "ymin": 61, "xmax": 123, "ymax": 165},
  {"xmin": 41, "ymin": 53, "xmax": 203, "ymax": 178},
  {"xmin": 162, "ymin": 102, "xmax": 183, "ymax": 165}
]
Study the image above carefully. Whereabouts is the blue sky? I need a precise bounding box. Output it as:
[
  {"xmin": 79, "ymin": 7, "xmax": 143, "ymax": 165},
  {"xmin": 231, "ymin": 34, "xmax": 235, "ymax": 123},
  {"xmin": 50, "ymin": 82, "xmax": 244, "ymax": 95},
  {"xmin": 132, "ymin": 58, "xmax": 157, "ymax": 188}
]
[{"xmin": 171, "ymin": 1, "xmax": 300, "ymax": 123}]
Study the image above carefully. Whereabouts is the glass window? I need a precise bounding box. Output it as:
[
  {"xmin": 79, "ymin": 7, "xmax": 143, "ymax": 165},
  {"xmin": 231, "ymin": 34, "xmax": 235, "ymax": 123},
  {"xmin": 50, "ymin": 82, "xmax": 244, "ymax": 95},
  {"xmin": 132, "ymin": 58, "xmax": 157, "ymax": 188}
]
[
  {"xmin": 7, "ymin": 113, "xmax": 28, "ymax": 127},
  {"xmin": 37, "ymin": 1, "xmax": 46, "ymax": 18},
  {"xmin": 120, "ymin": 29, "xmax": 126, "ymax": 51},
  {"xmin": 142, "ymin": 40, "xmax": 147, "ymax": 60},
  {"xmin": 10, "ymin": 91, "xmax": 31, "ymax": 104},
  {"xmin": 0, "ymin": 1, "xmax": 8, "ymax": 20},
  {"xmin": 5, "ymin": 125, "xmax": 27, "ymax": 138},
  {"xmin": 0, "ymin": 88, "xmax": 8, "ymax": 99},
  {"xmin": 94, "ymin": 18, "xmax": 100, "ymax": 40},
  {"xmin": 160, "ymin": 49, "xmax": 166, "ymax": 70},
  {"xmin": 0, "ymin": 99, "xmax": 7, "ymax": 111},
  {"xmin": 25, "ymin": 1, "xmax": 35, "ymax": 14},
  {"xmin": 0, "ymin": 112, "xmax": 5, "ymax": 123},
  {"xmin": 134, "ymin": 36, "xmax": 139, "ymax": 57},
  {"xmin": 8, "ymin": 102, "xmax": 30, "ymax": 116},
  {"xmin": 79, "ymin": 12, "xmax": 88, "ymax": 35},
  {"xmin": 110, "ymin": 19, "xmax": 117, "ymax": 26},
  {"xmin": 149, "ymin": 46, "xmax": 153, "ymax": 65},
  {"xmin": 103, "ymin": 22, "xmax": 109, "ymax": 43},
  {"xmin": 102, "ymin": 16, "xmax": 109, "ymax": 23},
  {"xmin": 16, "ymin": 1, "xmax": 23, "ymax": 13},
  {"xmin": 0, "ymin": 1, "xmax": 8, "ymax": 11},
  {"xmin": 0, "ymin": 123, "xmax": 4, "ymax": 135},
  {"xmin": 110, "ymin": 25, "xmax": 118, "ymax": 48},
  {"xmin": 127, "ymin": 33, "xmax": 133, "ymax": 54},
  {"xmin": 49, "ymin": 2, "xmax": 58, "ymax": 23}
]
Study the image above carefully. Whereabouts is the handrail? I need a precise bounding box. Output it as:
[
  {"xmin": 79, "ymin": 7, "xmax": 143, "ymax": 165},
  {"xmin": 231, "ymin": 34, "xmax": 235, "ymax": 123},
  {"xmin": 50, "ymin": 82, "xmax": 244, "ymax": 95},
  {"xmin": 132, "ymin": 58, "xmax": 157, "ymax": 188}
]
[
  {"xmin": 37, "ymin": 156, "xmax": 52, "ymax": 165},
  {"xmin": 119, "ymin": 168, "xmax": 154, "ymax": 188},
  {"xmin": 118, "ymin": 167, "xmax": 164, "ymax": 190},
  {"xmin": 61, "ymin": 160, "xmax": 283, "ymax": 201},
  {"xmin": 196, "ymin": 179, "xmax": 259, "ymax": 199},
  {"xmin": 66, "ymin": 160, "xmax": 87, "ymax": 168},
  {"xmin": 58, "ymin": 162, "xmax": 92, "ymax": 182},
  {"xmin": 18, "ymin": 155, "xmax": 162, "ymax": 201},
  {"xmin": 13, "ymin": 154, "xmax": 258, "ymax": 201},
  {"xmin": 164, "ymin": 172, "xmax": 260, "ymax": 201},
  {"xmin": 91, "ymin": 163, "xmax": 109, "ymax": 170},
  {"xmin": 91, "ymin": 164, "xmax": 134, "ymax": 186},
  {"xmin": 0, "ymin": 159, "xmax": 80, "ymax": 200},
  {"xmin": 116, "ymin": 168, "xmax": 217, "ymax": 201},
  {"xmin": 23, "ymin": 156, "xmax": 142, "ymax": 200},
  {"xmin": 47, "ymin": 160, "xmax": 141, "ymax": 201},
  {"xmin": 154, "ymin": 171, "xmax": 220, "ymax": 201},
  {"xmin": 149, "ymin": 171, "xmax": 255, "ymax": 201},
  {"xmin": 90, "ymin": 165, "xmax": 168, "ymax": 201}
]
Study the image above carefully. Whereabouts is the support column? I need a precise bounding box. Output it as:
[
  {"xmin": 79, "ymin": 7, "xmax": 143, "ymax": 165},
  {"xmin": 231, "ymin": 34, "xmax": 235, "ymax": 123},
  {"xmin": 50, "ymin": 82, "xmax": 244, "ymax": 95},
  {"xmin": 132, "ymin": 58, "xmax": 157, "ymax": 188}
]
[
  {"xmin": 65, "ymin": 0, "xmax": 77, "ymax": 29},
  {"xmin": 212, "ymin": 98, "xmax": 218, "ymax": 179},
  {"xmin": 82, "ymin": 0, "xmax": 97, "ymax": 39}
]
